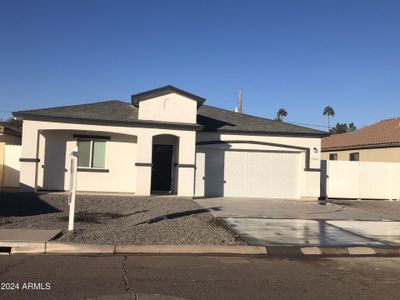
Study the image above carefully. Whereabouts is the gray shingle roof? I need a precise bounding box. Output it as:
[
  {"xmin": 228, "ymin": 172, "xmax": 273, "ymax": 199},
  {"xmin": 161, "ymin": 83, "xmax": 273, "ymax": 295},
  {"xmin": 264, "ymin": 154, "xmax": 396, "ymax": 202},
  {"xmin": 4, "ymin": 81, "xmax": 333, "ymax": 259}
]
[
  {"xmin": 14, "ymin": 100, "xmax": 327, "ymax": 136},
  {"xmin": 198, "ymin": 105, "xmax": 326, "ymax": 135},
  {"xmin": 15, "ymin": 100, "xmax": 139, "ymax": 122}
]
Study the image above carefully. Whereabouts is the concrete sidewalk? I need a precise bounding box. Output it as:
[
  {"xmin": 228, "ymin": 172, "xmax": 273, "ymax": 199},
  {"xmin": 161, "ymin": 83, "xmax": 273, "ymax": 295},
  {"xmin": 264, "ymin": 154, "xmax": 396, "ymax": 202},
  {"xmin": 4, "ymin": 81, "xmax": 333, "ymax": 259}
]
[{"xmin": 0, "ymin": 229, "xmax": 61, "ymax": 244}]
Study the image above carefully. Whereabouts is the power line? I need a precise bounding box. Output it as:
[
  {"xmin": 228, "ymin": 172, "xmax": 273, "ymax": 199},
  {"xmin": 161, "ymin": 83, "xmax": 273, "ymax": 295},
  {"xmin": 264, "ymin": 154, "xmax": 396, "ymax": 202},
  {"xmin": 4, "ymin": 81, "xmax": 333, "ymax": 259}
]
[{"xmin": 288, "ymin": 121, "xmax": 329, "ymax": 129}]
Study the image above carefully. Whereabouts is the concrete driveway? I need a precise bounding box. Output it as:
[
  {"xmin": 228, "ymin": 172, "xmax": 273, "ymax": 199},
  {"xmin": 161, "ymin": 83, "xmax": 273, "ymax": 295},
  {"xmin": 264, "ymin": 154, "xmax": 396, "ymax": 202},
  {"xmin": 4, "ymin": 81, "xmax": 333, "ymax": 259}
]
[{"xmin": 195, "ymin": 197, "xmax": 400, "ymax": 247}]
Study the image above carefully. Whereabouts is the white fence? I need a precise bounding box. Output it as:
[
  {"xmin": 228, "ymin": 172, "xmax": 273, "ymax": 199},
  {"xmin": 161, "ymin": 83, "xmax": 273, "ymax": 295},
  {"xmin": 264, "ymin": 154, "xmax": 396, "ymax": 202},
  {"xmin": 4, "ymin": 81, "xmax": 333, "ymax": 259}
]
[
  {"xmin": 321, "ymin": 160, "xmax": 400, "ymax": 200},
  {"xmin": 3, "ymin": 144, "xmax": 21, "ymax": 188}
]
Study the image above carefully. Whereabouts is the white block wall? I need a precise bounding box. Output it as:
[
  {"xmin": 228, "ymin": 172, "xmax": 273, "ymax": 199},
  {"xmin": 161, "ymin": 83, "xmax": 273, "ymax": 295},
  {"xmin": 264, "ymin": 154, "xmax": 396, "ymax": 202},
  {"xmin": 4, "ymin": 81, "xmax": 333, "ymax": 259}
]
[{"xmin": 322, "ymin": 160, "xmax": 400, "ymax": 200}]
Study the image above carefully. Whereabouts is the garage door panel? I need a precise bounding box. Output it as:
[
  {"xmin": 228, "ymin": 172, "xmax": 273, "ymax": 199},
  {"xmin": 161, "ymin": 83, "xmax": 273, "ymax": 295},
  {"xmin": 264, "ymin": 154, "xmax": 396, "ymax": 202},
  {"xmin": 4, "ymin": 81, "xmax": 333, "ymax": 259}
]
[
  {"xmin": 245, "ymin": 152, "xmax": 260, "ymax": 195},
  {"xmin": 201, "ymin": 149, "xmax": 300, "ymax": 199}
]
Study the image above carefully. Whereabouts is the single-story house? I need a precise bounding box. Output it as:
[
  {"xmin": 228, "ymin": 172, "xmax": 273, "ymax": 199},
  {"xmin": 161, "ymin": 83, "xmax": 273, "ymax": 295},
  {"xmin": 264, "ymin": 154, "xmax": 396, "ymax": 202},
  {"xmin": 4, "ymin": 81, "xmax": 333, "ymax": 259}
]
[
  {"xmin": 13, "ymin": 86, "xmax": 327, "ymax": 199},
  {"xmin": 321, "ymin": 117, "xmax": 400, "ymax": 162},
  {"xmin": 0, "ymin": 122, "xmax": 21, "ymax": 188}
]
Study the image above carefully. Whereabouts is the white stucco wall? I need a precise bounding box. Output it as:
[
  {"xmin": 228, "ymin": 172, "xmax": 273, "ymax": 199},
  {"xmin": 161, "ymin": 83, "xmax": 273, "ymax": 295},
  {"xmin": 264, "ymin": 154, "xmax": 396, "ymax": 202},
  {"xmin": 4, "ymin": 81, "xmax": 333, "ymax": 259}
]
[
  {"xmin": 36, "ymin": 131, "xmax": 137, "ymax": 193},
  {"xmin": 138, "ymin": 93, "xmax": 198, "ymax": 124},
  {"xmin": 322, "ymin": 160, "xmax": 400, "ymax": 200},
  {"xmin": 19, "ymin": 119, "xmax": 321, "ymax": 199},
  {"xmin": 20, "ymin": 120, "xmax": 196, "ymax": 196}
]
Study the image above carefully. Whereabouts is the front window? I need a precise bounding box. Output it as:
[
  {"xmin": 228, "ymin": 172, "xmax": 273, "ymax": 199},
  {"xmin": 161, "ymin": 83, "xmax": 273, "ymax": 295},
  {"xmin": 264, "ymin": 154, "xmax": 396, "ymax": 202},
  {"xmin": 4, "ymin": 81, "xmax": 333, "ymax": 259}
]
[
  {"xmin": 349, "ymin": 152, "xmax": 359, "ymax": 161},
  {"xmin": 77, "ymin": 139, "xmax": 106, "ymax": 168},
  {"xmin": 329, "ymin": 153, "xmax": 338, "ymax": 160}
]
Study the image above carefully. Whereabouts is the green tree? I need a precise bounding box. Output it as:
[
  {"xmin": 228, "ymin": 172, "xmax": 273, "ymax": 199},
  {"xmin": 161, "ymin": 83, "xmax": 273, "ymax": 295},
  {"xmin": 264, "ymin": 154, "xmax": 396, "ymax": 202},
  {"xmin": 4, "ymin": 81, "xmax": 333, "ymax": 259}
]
[
  {"xmin": 348, "ymin": 122, "xmax": 356, "ymax": 132},
  {"xmin": 3, "ymin": 117, "xmax": 22, "ymax": 129},
  {"xmin": 330, "ymin": 122, "xmax": 357, "ymax": 134},
  {"xmin": 275, "ymin": 108, "xmax": 288, "ymax": 122},
  {"xmin": 323, "ymin": 105, "xmax": 335, "ymax": 129}
]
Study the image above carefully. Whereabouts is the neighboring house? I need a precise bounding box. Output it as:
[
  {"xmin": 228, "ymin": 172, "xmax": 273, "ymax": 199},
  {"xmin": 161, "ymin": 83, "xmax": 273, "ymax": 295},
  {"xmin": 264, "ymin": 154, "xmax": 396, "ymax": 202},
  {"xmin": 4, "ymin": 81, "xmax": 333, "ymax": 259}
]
[
  {"xmin": 321, "ymin": 117, "xmax": 400, "ymax": 162},
  {"xmin": 0, "ymin": 123, "xmax": 22, "ymax": 187},
  {"xmin": 13, "ymin": 86, "xmax": 327, "ymax": 199}
]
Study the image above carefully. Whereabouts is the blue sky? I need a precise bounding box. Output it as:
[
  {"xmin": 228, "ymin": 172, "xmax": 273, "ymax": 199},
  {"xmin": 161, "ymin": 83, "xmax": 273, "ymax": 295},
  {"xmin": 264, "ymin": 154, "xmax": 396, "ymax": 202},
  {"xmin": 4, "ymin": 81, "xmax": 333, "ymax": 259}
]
[{"xmin": 0, "ymin": 0, "xmax": 399, "ymax": 129}]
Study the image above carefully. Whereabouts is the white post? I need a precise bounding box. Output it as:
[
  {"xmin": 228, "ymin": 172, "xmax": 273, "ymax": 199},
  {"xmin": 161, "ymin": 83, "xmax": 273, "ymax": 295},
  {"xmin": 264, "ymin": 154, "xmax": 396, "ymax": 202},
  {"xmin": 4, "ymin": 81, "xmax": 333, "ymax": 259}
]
[
  {"xmin": 68, "ymin": 147, "xmax": 78, "ymax": 231},
  {"xmin": 325, "ymin": 160, "xmax": 329, "ymax": 199}
]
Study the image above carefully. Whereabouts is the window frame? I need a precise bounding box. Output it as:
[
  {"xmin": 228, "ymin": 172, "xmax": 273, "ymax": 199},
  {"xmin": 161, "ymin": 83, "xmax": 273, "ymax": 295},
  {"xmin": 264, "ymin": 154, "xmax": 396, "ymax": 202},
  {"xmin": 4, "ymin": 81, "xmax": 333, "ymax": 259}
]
[
  {"xmin": 329, "ymin": 153, "xmax": 338, "ymax": 161},
  {"xmin": 77, "ymin": 138, "xmax": 107, "ymax": 170},
  {"xmin": 349, "ymin": 152, "xmax": 359, "ymax": 161}
]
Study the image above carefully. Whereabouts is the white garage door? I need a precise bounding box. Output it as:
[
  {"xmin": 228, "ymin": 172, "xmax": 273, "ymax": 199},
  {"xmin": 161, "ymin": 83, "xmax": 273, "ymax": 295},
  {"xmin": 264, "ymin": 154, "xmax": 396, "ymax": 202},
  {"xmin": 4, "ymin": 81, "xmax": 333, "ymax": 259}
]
[{"xmin": 196, "ymin": 149, "xmax": 300, "ymax": 199}]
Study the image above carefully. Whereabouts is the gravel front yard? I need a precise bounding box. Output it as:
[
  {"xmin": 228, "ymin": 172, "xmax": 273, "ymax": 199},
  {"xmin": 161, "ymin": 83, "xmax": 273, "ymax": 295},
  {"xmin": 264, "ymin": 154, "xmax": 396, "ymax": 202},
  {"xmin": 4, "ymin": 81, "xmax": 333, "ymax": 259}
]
[{"xmin": 0, "ymin": 192, "xmax": 245, "ymax": 245}]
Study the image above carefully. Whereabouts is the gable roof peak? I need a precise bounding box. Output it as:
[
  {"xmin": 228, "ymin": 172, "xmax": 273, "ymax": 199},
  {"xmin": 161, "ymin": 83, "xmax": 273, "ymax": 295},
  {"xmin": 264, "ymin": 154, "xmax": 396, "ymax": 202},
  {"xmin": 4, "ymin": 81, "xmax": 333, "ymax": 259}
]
[{"xmin": 131, "ymin": 85, "xmax": 206, "ymax": 108}]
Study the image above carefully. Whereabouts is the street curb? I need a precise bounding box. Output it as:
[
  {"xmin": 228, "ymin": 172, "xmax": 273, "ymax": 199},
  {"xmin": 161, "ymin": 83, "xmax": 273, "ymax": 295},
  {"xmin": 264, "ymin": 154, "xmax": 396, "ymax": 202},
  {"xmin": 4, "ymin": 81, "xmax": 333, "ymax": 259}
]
[
  {"xmin": 4, "ymin": 242, "xmax": 400, "ymax": 257},
  {"xmin": 115, "ymin": 245, "xmax": 267, "ymax": 255},
  {"xmin": 5, "ymin": 242, "xmax": 267, "ymax": 255},
  {"xmin": 45, "ymin": 242, "xmax": 115, "ymax": 254},
  {"xmin": 270, "ymin": 246, "xmax": 400, "ymax": 257},
  {"xmin": 347, "ymin": 247, "xmax": 376, "ymax": 255},
  {"xmin": 4, "ymin": 242, "xmax": 46, "ymax": 255}
]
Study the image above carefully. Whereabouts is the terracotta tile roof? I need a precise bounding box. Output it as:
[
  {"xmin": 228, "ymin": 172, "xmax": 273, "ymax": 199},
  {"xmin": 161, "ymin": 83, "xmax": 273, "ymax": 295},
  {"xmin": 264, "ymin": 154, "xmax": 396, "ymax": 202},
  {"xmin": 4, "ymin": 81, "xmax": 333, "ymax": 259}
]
[{"xmin": 322, "ymin": 117, "xmax": 400, "ymax": 151}]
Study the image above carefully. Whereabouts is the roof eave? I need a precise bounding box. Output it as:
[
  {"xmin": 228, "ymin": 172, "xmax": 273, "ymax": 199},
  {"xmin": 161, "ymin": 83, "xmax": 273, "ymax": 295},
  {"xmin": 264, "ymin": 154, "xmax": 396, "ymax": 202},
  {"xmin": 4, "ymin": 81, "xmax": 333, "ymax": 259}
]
[
  {"xmin": 215, "ymin": 128, "xmax": 330, "ymax": 138},
  {"xmin": 322, "ymin": 142, "xmax": 400, "ymax": 152},
  {"xmin": 13, "ymin": 113, "xmax": 204, "ymax": 131}
]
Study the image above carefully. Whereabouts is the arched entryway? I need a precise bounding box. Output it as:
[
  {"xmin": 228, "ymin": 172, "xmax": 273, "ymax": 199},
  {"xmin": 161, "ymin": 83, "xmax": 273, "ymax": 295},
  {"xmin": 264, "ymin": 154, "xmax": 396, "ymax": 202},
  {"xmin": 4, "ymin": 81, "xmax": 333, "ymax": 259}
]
[{"xmin": 151, "ymin": 134, "xmax": 179, "ymax": 194}]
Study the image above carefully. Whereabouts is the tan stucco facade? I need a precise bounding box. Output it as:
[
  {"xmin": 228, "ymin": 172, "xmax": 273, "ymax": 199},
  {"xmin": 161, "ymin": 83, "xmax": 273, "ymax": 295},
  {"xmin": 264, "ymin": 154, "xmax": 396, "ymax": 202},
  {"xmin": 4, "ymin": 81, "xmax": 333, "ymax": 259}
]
[
  {"xmin": 322, "ymin": 147, "xmax": 400, "ymax": 163},
  {"xmin": 0, "ymin": 132, "xmax": 21, "ymax": 187},
  {"xmin": 0, "ymin": 139, "xmax": 4, "ymax": 187}
]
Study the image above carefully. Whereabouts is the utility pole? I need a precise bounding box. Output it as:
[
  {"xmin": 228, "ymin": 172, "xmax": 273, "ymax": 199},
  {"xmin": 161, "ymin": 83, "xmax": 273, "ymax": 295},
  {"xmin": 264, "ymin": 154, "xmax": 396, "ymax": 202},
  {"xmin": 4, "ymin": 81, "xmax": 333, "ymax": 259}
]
[{"xmin": 239, "ymin": 90, "xmax": 243, "ymax": 113}]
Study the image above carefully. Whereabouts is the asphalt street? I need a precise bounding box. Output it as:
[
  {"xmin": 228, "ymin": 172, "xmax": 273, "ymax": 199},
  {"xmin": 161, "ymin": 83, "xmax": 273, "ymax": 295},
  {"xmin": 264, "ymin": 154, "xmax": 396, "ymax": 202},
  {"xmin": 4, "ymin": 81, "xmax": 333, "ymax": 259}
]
[{"xmin": 0, "ymin": 255, "xmax": 400, "ymax": 299}]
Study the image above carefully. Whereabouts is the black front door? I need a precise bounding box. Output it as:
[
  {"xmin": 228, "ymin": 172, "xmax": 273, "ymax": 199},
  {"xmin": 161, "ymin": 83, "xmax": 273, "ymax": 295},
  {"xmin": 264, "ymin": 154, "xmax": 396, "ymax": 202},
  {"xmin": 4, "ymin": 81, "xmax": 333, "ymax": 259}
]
[{"xmin": 151, "ymin": 144, "xmax": 173, "ymax": 192}]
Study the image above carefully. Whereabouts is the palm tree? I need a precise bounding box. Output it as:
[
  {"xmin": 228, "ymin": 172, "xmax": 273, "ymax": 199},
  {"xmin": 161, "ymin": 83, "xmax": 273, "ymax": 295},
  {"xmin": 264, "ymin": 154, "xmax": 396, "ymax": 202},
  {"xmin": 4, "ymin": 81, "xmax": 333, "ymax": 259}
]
[
  {"xmin": 323, "ymin": 105, "xmax": 335, "ymax": 129},
  {"xmin": 276, "ymin": 108, "xmax": 288, "ymax": 122}
]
